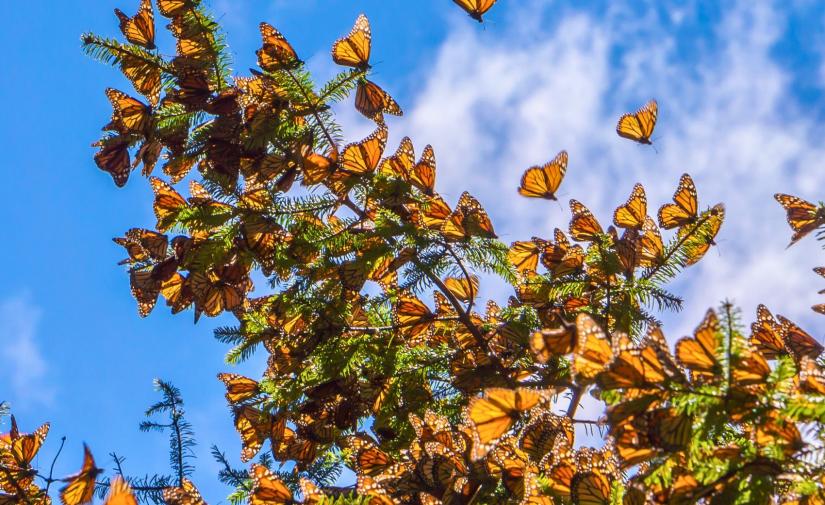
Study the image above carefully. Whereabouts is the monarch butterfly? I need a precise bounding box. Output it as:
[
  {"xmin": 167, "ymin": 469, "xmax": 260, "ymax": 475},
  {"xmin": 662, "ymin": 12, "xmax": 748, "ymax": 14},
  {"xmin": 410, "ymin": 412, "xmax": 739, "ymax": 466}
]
[
  {"xmin": 597, "ymin": 330, "xmax": 670, "ymax": 394},
  {"xmin": 683, "ymin": 204, "xmax": 724, "ymax": 266},
  {"xmin": 299, "ymin": 479, "xmax": 327, "ymax": 505},
  {"xmin": 150, "ymin": 178, "xmax": 188, "ymax": 232},
  {"xmin": 613, "ymin": 183, "xmax": 647, "ymax": 229},
  {"xmin": 355, "ymin": 80, "xmax": 403, "ymax": 121},
  {"xmin": 755, "ymin": 412, "xmax": 803, "ymax": 458},
  {"xmin": 113, "ymin": 228, "xmax": 168, "ymax": 264},
  {"xmin": 508, "ymin": 239, "xmax": 544, "ymax": 274},
  {"xmin": 187, "ymin": 266, "xmax": 249, "ymax": 317},
  {"xmin": 571, "ymin": 471, "xmax": 612, "ymax": 505},
  {"xmin": 443, "ymin": 275, "xmax": 479, "ymax": 303},
  {"xmin": 776, "ymin": 315, "xmax": 823, "ymax": 361},
  {"xmin": 799, "ymin": 356, "xmax": 825, "ymax": 394},
  {"xmin": 119, "ymin": 51, "xmax": 162, "ymax": 106},
  {"xmin": 441, "ymin": 192, "xmax": 497, "ymax": 241},
  {"xmin": 572, "ymin": 314, "xmax": 614, "ymax": 384},
  {"xmin": 468, "ymin": 388, "xmax": 545, "ymax": 444},
  {"xmin": 343, "ymin": 435, "xmax": 394, "ymax": 476},
  {"xmin": 332, "ymin": 14, "xmax": 371, "ymax": 69},
  {"xmin": 250, "ymin": 464, "xmax": 293, "ymax": 505},
  {"xmin": 157, "ymin": 0, "xmax": 194, "ymax": 17},
  {"xmin": 301, "ymin": 147, "xmax": 339, "ymax": 185},
  {"xmin": 521, "ymin": 470, "xmax": 554, "ymax": 505},
  {"xmin": 339, "ymin": 125, "xmax": 388, "ymax": 178},
  {"xmin": 394, "ymin": 294, "xmax": 436, "ymax": 343},
  {"xmin": 616, "ymin": 99, "xmax": 657, "ymax": 145},
  {"xmin": 115, "ymin": 0, "xmax": 155, "ymax": 49},
  {"xmin": 59, "ymin": 445, "xmax": 102, "ymax": 505},
  {"xmin": 675, "ymin": 309, "xmax": 721, "ymax": 382},
  {"xmin": 517, "ymin": 151, "xmax": 568, "ymax": 200},
  {"xmin": 0, "ymin": 417, "xmax": 49, "ymax": 472},
  {"xmin": 105, "ymin": 88, "xmax": 151, "ymax": 135},
  {"xmin": 637, "ymin": 217, "xmax": 665, "ymax": 268},
  {"xmin": 409, "ymin": 145, "xmax": 437, "ymax": 196},
  {"xmin": 518, "ymin": 412, "xmax": 573, "ymax": 464},
  {"xmin": 257, "ymin": 22, "xmax": 301, "ymax": 71},
  {"xmin": 774, "ymin": 193, "xmax": 825, "ymax": 247},
  {"xmin": 129, "ymin": 269, "xmax": 162, "ymax": 317},
  {"xmin": 658, "ymin": 173, "xmax": 698, "ymax": 229},
  {"xmin": 94, "ymin": 137, "xmax": 132, "ymax": 187},
  {"xmin": 569, "ymin": 200, "xmax": 603, "ymax": 243},
  {"xmin": 217, "ymin": 373, "xmax": 260, "ymax": 404},
  {"xmin": 233, "ymin": 406, "xmax": 284, "ymax": 462},
  {"xmin": 452, "ymin": 0, "xmax": 498, "ymax": 22},
  {"xmin": 102, "ymin": 477, "xmax": 137, "ymax": 505},
  {"xmin": 731, "ymin": 347, "xmax": 771, "ymax": 386},
  {"xmin": 162, "ymin": 478, "xmax": 205, "ymax": 505},
  {"xmin": 530, "ymin": 325, "xmax": 575, "ymax": 363},
  {"xmin": 380, "ymin": 137, "xmax": 415, "ymax": 178},
  {"xmin": 749, "ymin": 305, "xmax": 786, "ymax": 360}
]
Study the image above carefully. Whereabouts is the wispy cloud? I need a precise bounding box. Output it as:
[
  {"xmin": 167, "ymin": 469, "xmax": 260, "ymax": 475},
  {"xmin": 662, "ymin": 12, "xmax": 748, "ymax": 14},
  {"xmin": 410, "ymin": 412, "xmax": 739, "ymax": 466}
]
[
  {"xmin": 335, "ymin": 0, "xmax": 825, "ymax": 340},
  {"xmin": 0, "ymin": 293, "xmax": 54, "ymax": 409}
]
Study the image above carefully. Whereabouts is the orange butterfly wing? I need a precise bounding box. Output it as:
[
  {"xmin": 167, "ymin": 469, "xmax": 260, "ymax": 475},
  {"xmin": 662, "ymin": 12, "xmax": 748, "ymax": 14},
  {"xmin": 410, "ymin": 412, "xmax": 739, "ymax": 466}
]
[
  {"xmin": 613, "ymin": 183, "xmax": 647, "ymax": 229},
  {"xmin": 115, "ymin": 0, "xmax": 155, "ymax": 49},
  {"xmin": 616, "ymin": 99, "xmax": 657, "ymax": 144},
  {"xmin": 355, "ymin": 80, "xmax": 403, "ymax": 121},
  {"xmin": 518, "ymin": 151, "xmax": 568, "ymax": 200},
  {"xmin": 332, "ymin": 14, "xmax": 371, "ymax": 68}
]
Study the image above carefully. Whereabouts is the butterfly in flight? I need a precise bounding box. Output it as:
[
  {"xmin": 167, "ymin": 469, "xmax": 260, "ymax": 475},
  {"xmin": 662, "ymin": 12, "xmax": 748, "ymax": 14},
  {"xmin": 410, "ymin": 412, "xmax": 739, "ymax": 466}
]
[
  {"xmin": 617, "ymin": 99, "xmax": 657, "ymax": 145},
  {"xmin": 518, "ymin": 150, "xmax": 568, "ymax": 200},
  {"xmin": 332, "ymin": 14, "xmax": 372, "ymax": 70},
  {"xmin": 774, "ymin": 193, "xmax": 825, "ymax": 247},
  {"xmin": 452, "ymin": 0, "xmax": 498, "ymax": 23}
]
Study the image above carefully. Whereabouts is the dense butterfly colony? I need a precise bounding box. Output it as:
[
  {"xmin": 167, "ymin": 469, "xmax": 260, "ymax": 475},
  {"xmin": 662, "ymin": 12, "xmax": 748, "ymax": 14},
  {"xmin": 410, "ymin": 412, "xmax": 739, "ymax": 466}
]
[{"xmin": 3, "ymin": 0, "xmax": 825, "ymax": 503}]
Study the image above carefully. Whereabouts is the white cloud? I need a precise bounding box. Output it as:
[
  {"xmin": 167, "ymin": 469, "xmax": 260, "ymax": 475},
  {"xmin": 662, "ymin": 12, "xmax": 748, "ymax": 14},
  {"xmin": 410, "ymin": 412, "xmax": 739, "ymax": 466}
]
[
  {"xmin": 0, "ymin": 294, "xmax": 54, "ymax": 408},
  {"xmin": 357, "ymin": 0, "xmax": 825, "ymax": 341}
]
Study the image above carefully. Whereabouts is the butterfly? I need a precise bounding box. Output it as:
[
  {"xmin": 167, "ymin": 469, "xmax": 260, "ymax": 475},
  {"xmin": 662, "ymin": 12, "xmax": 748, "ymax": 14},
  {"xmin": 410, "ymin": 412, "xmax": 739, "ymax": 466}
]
[
  {"xmin": 355, "ymin": 80, "xmax": 402, "ymax": 121},
  {"xmin": 798, "ymin": 356, "xmax": 825, "ymax": 394},
  {"xmin": 658, "ymin": 173, "xmax": 698, "ymax": 229},
  {"xmin": 597, "ymin": 328, "xmax": 677, "ymax": 395},
  {"xmin": 749, "ymin": 305, "xmax": 786, "ymax": 360},
  {"xmin": 468, "ymin": 388, "xmax": 546, "ymax": 444},
  {"xmin": 394, "ymin": 294, "xmax": 436, "ymax": 343},
  {"xmin": 572, "ymin": 314, "xmax": 614, "ymax": 384},
  {"xmin": 60, "ymin": 445, "xmax": 102, "ymax": 505},
  {"xmin": 441, "ymin": 192, "xmax": 497, "ymax": 241},
  {"xmin": 452, "ymin": 0, "xmax": 498, "ymax": 22},
  {"xmin": 343, "ymin": 435, "xmax": 394, "ymax": 477},
  {"xmin": 683, "ymin": 204, "xmax": 724, "ymax": 266},
  {"xmin": 636, "ymin": 217, "xmax": 665, "ymax": 268},
  {"xmin": 233, "ymin": 406, "xmax": 284, "ymax": 462},
  {"xmin": 518, "ymin": 412, "xmax": 573, "ymax": 464},
  {"xmin": 162, "ymin": 478, "xmax": 206, "ymax": 505},
  {"xmin": 119, "ymin": 51, "xmax": 162, "ymax": 106},
  {"xmin": 338, "ymin": 125, "xmax": 388, "ymax": 179},
  {"xmin": 250, "ymin": 464, "xmax": 293, "ymax": 505},
  {"xmin": 613, "ymin": 183, "xmax": 647, "ymax": 230},
  {"xmin": 94, "ymin": 137, "xmax": 132, "ymax": 187},
  {"xmin": 774, "ymin": 193, "xmax": 825, "ymax": 247},
  {"xmin": 517, "ymin": 151, "xmax": 568, "ymax": 200},
  {"xmin": 675, "ymin": 309, "xmax": 721, "ymax": 382},
  {"xmin": 157, "ymin": 0, "xmax": 195, "ymax": 17},
  {"xmin": 508, "ymin": 239, "xmax": 545, "ymax": 274},
  {"xmin": 542, "ymin": 229, "xmax": 585, "ymax": 277},
  {"xmin": 570, "ymin": 471, "xmax": 612, "ymax": 505},
  {"xmin": 115, "ymin": 0, "xmax": 155, "ymax": 49},
  {"xmin": 102, "ymin": 477, "xmax": 137, "ymax": 505},
  {"xmin": 257, "ymin": 22, "xmax": 301, "ymax": 71},
  {"xmin": 443, "ymin": 275, "xmax": 479, "ymax": 303},
  {"xmin": 0, "ymin": 417, "xmax": 50, "ymax": 490},
  {"xmin": 187, "ymin": 264, "xmax": 250, "ymax": 318},
  {"xmin": 150, "ymin": 178, "xmax": 188, "ymax": 232},
  {"xmin": 332, "ymin": 14, "xmax": 371, "ymax": 69},
  {"xmin": 217, "ymin": 373, "xmax": 260, "ymax": 404},
  {"xmin": 616, "ymin": 99, "xmax": 657, "ymax": 145},
  {"xmin": 529, "ymin": 325, "xmax": 575, "ymax": 364},
  {"xmin": 776, "ymin": 315, "xmax": 823, "ymax": 361},
  {"xmin": 569, "ymin": 200, "xmax": 603, "ymax": 243},
  {"xmin": 105, "ymin": 88, "xmax": 152, "ymax": 135}
]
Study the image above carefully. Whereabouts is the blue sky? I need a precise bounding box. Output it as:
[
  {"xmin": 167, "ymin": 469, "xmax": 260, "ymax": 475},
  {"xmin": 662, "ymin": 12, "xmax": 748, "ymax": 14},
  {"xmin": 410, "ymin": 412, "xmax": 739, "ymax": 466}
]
[{"xmin": 2, "ymin": 0, "xmax": 825, "ymax": 501}]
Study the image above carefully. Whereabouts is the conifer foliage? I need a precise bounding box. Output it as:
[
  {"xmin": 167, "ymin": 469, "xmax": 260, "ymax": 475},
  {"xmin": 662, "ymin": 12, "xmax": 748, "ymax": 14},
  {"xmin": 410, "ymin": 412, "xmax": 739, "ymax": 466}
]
[{"xmin": 2, "ymin": 1, "xmax": 825, "ymax": 504}]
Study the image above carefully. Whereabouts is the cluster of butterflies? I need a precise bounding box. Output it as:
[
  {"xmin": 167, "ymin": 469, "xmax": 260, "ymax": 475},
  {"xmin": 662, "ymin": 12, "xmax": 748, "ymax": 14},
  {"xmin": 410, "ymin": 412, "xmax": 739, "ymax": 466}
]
[
  {"xmin": 512, "ymin": 171, "xmax": 724, "ymax": 320},
  {"xmin": 0, "ymin": 418, "xmax": 208, "ymax": 505}
]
